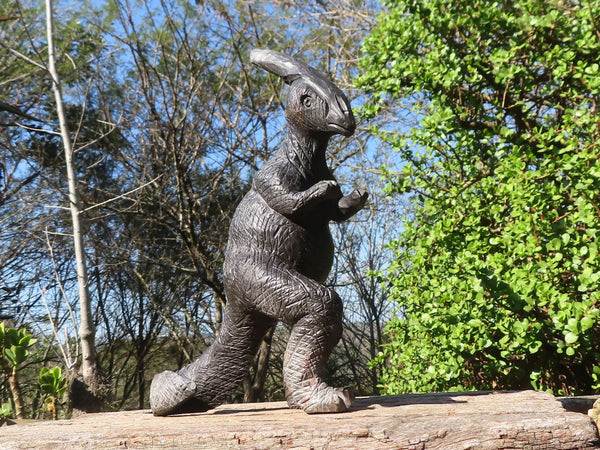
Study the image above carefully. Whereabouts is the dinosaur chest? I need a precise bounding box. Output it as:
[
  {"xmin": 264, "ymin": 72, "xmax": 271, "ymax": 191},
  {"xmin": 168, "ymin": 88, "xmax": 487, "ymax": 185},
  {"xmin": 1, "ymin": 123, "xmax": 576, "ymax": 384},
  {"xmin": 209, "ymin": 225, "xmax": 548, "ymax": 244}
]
[{"xmin": 227, "ymin": 191, "xmax": 334, "ymax": 282}]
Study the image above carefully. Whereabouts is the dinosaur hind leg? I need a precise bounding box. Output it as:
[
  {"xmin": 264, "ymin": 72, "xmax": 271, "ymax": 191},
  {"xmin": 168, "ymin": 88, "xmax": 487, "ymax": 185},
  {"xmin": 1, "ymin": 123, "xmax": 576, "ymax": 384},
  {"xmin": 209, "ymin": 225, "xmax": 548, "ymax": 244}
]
[{"xmin": 259, "ymin": 269, "xmax": 354, "ymax": 413}]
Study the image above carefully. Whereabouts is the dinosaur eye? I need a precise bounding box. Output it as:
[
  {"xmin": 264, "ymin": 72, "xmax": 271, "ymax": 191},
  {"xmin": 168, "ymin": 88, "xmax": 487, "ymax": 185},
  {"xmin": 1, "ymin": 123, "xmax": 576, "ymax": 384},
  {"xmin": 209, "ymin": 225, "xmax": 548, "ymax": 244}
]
[{"xmin": 301, "ymin": 94, "xmax": 313, "ymax": 108}]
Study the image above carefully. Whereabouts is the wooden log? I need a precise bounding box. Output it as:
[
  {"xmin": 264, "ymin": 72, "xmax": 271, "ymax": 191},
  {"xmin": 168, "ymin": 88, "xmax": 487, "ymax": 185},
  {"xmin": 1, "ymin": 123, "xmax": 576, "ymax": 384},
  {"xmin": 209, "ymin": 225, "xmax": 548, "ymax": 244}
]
[{"xmin": 1, "ymin": 390, "xmax": 598, "ymax": 449}]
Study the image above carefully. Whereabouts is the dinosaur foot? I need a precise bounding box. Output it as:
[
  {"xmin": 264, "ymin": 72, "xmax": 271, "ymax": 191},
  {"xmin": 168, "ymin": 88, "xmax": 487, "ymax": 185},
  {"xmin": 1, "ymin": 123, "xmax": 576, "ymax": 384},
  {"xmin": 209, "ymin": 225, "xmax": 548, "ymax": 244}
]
[
  {"xmin": 149, "ymin": 370, "xmax": 198, "ymax": 416},
  {"xmin": 288, "ymin": 379, "xmax": 355, "ymax": 414}
]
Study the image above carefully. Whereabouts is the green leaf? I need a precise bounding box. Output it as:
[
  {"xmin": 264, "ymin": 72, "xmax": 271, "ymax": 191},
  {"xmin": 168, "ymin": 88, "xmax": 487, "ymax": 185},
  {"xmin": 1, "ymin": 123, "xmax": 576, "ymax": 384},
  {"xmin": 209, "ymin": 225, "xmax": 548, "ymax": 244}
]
[
  {"xmin": 3, "ymin": 345, "xmax": 27, "ymax": 367},
  {"xmin": 580, "ymin": 316, "xmax": 595, "ymax": 332},
  {"xmin": 564, "ymin": 332, "xmax": 579, "ymax": 344},
  {"xmin": 547, "ymin": 238, "xmax": 562, "ymax": 252},
  {"xmin": 3, "ymin": 328, "xmax": 19, "ymax": 347}
]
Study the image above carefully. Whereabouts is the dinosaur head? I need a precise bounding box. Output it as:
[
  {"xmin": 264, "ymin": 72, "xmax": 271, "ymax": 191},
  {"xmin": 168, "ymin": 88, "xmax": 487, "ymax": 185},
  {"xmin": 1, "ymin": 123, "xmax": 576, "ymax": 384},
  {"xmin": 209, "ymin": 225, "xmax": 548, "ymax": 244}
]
[{"xmin": 250, "ymin": 49, "xmax": 356, "ymax": 138}]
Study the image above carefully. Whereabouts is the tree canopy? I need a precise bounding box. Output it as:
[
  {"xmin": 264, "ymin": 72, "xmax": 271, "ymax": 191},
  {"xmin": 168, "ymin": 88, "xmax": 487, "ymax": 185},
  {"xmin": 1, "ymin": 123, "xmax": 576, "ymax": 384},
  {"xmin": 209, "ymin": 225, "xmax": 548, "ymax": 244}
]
[{"xmin": 358, "ymin": 0, "xmax": 600, "ymax": 395}]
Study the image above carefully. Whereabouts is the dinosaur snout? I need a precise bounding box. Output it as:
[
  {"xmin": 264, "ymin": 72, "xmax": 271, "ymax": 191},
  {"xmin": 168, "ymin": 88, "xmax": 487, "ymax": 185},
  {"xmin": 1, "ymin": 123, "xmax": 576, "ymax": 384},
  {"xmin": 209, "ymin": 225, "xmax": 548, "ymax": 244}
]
[{"xmin": 327, "ymin": 95, "xmax": 355, "ymax": 136}]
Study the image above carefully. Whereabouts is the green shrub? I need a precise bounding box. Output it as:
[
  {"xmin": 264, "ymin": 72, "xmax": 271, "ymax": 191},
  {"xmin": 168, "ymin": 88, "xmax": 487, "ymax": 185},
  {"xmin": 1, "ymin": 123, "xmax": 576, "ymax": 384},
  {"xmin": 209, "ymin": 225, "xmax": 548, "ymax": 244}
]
[{"xmin": 359, "ymin": 0, "xmax": 600, "ymax": 395}]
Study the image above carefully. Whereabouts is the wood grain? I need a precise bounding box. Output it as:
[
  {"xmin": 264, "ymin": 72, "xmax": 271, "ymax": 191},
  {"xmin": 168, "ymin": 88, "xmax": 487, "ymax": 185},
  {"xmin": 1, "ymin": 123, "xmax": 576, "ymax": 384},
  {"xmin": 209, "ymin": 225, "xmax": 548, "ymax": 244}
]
[{"xmin": 1, "ymin": 390, "xmax": 599, "ymax": 449}]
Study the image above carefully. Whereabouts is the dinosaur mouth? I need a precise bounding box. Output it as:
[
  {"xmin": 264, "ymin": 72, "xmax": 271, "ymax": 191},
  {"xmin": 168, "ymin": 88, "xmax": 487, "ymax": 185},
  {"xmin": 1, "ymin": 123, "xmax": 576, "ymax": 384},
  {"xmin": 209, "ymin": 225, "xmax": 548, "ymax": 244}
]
[{"xmin": 328, "ymin": 122, "xmax": 355, "ymax": 136}]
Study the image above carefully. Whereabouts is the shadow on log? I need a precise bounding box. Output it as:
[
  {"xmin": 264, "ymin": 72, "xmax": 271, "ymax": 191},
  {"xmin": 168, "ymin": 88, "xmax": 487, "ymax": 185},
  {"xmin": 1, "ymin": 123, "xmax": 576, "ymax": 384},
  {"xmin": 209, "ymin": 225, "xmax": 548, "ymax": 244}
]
[{"xmin": 1, "ymin": 391, "xmax": 599, "ymax": 449}]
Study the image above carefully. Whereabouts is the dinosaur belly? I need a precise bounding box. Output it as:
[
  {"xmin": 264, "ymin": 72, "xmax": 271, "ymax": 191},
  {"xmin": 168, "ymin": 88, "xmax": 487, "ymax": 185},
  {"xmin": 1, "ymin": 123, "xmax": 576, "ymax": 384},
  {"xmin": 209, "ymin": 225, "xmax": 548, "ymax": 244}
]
[{"xmin": 224, "ymin": 190, "xmax": 334, "ymax": 284}]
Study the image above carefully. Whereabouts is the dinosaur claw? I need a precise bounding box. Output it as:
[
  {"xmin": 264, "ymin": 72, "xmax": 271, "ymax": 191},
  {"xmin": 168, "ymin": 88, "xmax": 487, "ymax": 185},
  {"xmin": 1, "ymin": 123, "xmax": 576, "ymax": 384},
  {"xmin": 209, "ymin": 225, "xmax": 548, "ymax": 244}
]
[{"xmin": 289, "ymin": 380, "xmax": 355, "ymax": 414}]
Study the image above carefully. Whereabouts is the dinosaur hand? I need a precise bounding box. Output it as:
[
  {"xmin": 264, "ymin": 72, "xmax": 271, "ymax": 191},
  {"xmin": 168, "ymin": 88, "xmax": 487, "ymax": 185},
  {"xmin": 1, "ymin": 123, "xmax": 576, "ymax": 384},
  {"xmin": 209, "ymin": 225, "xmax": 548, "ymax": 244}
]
[{"xmin": 338, "ymin": 189, "xmax": 368, "ymax": 217}]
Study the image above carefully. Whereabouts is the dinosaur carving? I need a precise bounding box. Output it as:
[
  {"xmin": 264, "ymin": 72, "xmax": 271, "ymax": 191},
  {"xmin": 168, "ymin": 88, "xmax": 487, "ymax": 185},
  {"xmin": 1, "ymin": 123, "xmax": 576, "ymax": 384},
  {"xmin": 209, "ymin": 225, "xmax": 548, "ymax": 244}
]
[{"xmin": 150, "ymin": 49, "xmax": 368, "ymax": 415}]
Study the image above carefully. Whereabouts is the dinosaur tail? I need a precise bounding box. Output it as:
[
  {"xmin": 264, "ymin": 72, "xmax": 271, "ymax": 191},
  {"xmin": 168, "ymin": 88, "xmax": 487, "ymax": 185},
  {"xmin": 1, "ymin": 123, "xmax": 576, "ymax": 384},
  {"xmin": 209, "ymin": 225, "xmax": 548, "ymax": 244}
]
[{"xmin": 149, "ymin": 310, "xmax": 275, "ymax": 416}]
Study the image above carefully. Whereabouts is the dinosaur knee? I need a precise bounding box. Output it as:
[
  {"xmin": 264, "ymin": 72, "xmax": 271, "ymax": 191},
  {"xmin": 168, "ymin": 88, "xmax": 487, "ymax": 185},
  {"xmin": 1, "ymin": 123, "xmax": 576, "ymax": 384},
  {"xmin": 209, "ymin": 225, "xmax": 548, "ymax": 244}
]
[
  {"xmin": 285, "ymin": 290, "xmax": 343, "ymax": 366},
  {"xmin": 318, "ymin": 289, "xmax": 343, "ymax": 333}
]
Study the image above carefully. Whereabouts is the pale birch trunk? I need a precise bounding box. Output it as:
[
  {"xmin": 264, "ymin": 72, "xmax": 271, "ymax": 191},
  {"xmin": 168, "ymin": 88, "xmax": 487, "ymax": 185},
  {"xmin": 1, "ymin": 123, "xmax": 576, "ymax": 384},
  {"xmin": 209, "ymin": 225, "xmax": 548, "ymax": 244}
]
[{"xmin": 45, "ymin": 0, "xmax": 101, "ymax": 394}]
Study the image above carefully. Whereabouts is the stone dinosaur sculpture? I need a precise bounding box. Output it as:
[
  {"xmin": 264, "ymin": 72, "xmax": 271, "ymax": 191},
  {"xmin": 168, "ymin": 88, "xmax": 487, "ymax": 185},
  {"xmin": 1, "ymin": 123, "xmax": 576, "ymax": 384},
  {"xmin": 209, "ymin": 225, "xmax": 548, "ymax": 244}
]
[{"xmin": 149, "ymin": 49, "xmax": 368, "ymax": 416}]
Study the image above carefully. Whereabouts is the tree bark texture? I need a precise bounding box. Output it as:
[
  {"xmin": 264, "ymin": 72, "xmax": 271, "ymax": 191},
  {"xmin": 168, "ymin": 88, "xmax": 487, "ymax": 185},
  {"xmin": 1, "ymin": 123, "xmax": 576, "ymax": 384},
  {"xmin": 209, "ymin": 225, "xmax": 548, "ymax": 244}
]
[
  {"xmin": 7, "ymin": 373, "xmax": 24, "ymax": 419},
  {"xmin": 243, "ymin": 326, "xmax": 275, "ymax": 403},
  {"xmin": 45, "ymin": 0, "xmax": 102, "ymax": 393},
  {"xmin": 2, "ymin": 391, "xmax": 598, "ymax": 449}
]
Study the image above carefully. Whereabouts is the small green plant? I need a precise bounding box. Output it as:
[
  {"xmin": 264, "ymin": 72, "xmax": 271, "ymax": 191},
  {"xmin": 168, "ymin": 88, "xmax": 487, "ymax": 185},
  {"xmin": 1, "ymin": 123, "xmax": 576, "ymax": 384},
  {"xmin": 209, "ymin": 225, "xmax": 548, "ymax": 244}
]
[
  {"xmin": 0, "ymin": 322, "xmax": 36, "ymax": 418},
  {"xmin": 38, "ymin": 366, "xmax": 67, "ymax": 420},
  {"xmin": 0, "ymin": 402, "xmax": 13, "ymax": 420}
]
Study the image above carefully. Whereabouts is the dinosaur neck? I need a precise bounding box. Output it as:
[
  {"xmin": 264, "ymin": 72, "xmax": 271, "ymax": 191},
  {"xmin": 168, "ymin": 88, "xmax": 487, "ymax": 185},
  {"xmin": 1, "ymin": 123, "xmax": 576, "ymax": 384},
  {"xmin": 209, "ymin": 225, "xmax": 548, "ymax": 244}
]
[{"xmin": 285, "ymin": 130, "xmax": 330, "ymax": 174}]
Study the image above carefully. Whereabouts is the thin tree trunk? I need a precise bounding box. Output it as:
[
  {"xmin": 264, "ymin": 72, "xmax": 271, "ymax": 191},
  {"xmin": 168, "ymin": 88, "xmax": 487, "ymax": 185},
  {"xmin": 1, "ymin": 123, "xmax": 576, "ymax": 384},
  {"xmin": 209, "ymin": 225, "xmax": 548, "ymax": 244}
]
[
  {"xmin": 45, "ymin": 0, "xmax": 102, "ymax": 396},
  {"xmin": 49, "ymin": 396, "xmax": 58, "ymax": 420},
  {"xmin": 214, "ymin": 298, "xmax": 224, "ymax": 335},
  {"xmin": 7, "ymin": 371, "xmax": 24, "ymax": 419},
  {"xmin": 137, "ymin": 294, "xmax": 145, "ymax": 410},
  {"xmin": 243, "ymin": 326, "xmax": 274, "ymax": 403}
]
